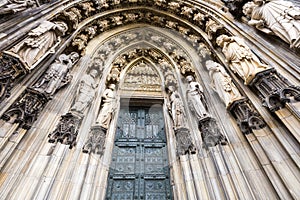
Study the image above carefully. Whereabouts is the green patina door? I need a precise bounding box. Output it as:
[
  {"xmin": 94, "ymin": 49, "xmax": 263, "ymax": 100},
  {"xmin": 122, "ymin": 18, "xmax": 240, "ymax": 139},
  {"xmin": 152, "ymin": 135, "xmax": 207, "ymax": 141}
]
[{"xmin": 105, "ymin": 104, "xmax": 172, "ymax": 200}]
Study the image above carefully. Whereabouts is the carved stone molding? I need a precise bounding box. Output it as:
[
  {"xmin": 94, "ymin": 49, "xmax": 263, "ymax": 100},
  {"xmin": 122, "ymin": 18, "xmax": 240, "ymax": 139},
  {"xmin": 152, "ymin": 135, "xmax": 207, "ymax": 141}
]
[
  {"xmin": 48, "ymin": 113, "xmax": 81, "ymax": 148},
  {"xmin": 198, "ymin": 116, "xmax": 227, "ymax": 148},
  {"xmin": 228, "ymin": 98, "xmax": 266, "ymax": 134},
  {"xmin": 82, "ymin": 125, "xmax": 106, "ymax": 155},
  {"xmin": 1, "ymin": 88, "xmax": 48, "ymax": 130},
  {"xmin": 174, "ymin": 127, "xmax": 196, "ymax": 155}
]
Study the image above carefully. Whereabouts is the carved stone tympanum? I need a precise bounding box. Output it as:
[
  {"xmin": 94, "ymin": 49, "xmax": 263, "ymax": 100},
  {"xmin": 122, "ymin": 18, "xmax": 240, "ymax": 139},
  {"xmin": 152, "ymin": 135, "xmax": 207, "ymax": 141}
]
[{"xmin": 0, "ymin": 0, "xmax": 36, "ymax": 15}]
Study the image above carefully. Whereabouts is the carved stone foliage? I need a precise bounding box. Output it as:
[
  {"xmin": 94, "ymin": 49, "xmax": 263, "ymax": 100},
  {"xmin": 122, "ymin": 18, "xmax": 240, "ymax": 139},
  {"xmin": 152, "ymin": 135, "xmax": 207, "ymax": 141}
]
[
  {"xmin": 0, "ymin": 53, "xmax": 27, "ymax": 103},
  {"xmin": 32, "ymin": 52, "xmax": 79, "ymax": 98},
  {"xmin": 48, "ymin": 113, "xmax": 81, "ymax": 148},
  {"xmin": 216, "ymin": 34, "xmax": 270, "ymax": 85},
  {"xmin": 198, "ymin": 117, "xmax": 227, "ymax": 149},
  {"xmin": 83, "ymin": 125, "xmax": 106, "ymax": 154},
  {"xmin": 228, "ymin": 98, "xmax": 266, "ymax": 134},
  {"xmin": 0, "ymin": 0, "xmax": 37, "ymax": 15},
  {"xmin": 243, "ymin": 0, "xmax": 300, "ymax": 48},
  {"xmin": 1, "ymin": 89, "xmax": 48, "ymax": 130},
  {"xmin": 250, "ymin": 69, "xmax": 300, "ymax": 112},
  {"xmin": 174, "ymin": 128, "xmax": 196, "ymax": 155}
]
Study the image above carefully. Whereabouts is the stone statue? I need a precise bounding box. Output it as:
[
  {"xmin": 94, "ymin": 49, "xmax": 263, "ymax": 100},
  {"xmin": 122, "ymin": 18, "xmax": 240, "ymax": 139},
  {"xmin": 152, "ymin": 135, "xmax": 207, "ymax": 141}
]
[
  {"xmin": 33, "ymin": 52, "xmax": 79, "ymax": 96},
  {"xmin": 243, "ymin": 0, "xmax": 300, "ymax": 48},
  {"xmin": 216, "ymin": 35, "xmax": 269, "ymax": 85},
  {"xmin": 167, "ymin": 86, "xmax": 186, "ymax": 129},
  {"xmin": 0, "ymin": 0, "xmax": 36, "ymax": 15},
  {"xmin": 205, "ymin": 60, "xmax": 243, "ymax": 108},
  {"xmin": 10, "ymin": 20, "xmax": 68, "ymax": 67},
  {"xmin": 186, "ymin": 76, "xmax": 209, "ymax": 120},
  {"xmin": 96, "ymin": 84, "xmax": 117, "ymax": 129},
  {"xmin": 71, "ymin": 69, "xmax": 98, "ymax": 114}
]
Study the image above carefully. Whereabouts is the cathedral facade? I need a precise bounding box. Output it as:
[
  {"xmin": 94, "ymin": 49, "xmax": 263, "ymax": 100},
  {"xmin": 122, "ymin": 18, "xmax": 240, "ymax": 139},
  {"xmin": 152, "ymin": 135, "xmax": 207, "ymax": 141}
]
[{"xmin": 0, "ymin": 0, "xmax": 300, "ymax": 199}]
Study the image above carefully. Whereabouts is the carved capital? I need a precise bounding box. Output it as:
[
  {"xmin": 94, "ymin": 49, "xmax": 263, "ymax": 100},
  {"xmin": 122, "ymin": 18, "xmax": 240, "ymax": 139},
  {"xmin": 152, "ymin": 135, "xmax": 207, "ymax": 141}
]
[
  {"xmin": 198, "ymin": 116, "xmax": 227, "ymax": 148},
  {"xmin": 228, "ymin": 99, "xmax": 266, "ymax": 134},
  {"xmin": 174, "ymin": 127, "xmax": 196, "ymax": 155},
  {"xmin": 48, "ymin": 113, "xmax": 81, "ymax": 148},
  {"xmin": 82, "ymin": 125, "xmax": 107, "ymax": 155},
  {"xmin": 250, "ymin": 69, "xmax": 300, "ymax": 112}
]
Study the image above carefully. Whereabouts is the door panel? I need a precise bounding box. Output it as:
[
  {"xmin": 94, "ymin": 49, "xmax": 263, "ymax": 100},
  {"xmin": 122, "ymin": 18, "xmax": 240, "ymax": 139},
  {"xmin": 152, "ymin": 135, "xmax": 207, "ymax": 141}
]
[{"xmin": 106, "ymin": 106, "xmax": 172, "ymax": 200}]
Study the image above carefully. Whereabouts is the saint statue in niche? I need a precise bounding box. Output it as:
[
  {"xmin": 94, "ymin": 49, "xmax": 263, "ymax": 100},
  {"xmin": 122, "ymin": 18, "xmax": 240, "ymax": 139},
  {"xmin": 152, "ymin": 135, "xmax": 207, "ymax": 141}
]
[
  {"xmin": 216, "ymin": 34, "xmax": 269, "ymax": 85},
  {"xmin": 186, "ymin": 75, "xmax": 209, "ymax": 121},
  {"xmin": 71, "ymin": 69, "xmax": 98, "ymax": 114},
  {"xmin": 96, "ymin": 84, "xmax": 117, "ymax": 129},
  {"xmin": 205, "ymin": 60, "xmax": 243, "ymax": 108},
  {"xmin": 167, "ymin": 85, "xmax": 186, "ymax": 129},
  {"xmin": 243, "ymin": 0, "xmax": 300, "ymax": 48},
  {"xmin": 9, "ymin": 20, "xmax": 68, "ymax": 68},
  {"xmin": 33, "ymin": 52, "xmax": 79, "ymax": 96}
]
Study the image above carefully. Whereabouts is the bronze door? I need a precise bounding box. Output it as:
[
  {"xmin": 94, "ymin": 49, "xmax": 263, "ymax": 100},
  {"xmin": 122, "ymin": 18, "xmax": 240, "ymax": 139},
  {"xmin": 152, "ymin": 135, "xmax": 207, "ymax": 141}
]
[{"xmin": 105, "ymin": 106, "xmax": 172, "ymax": 200}]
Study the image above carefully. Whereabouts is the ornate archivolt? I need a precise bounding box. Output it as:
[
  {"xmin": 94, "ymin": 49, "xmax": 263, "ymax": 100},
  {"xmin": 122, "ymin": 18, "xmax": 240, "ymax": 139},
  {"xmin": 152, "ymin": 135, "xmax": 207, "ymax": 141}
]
[{"xmin": 0, "ymin": 1, "xmax": 300, "ymax": 199}]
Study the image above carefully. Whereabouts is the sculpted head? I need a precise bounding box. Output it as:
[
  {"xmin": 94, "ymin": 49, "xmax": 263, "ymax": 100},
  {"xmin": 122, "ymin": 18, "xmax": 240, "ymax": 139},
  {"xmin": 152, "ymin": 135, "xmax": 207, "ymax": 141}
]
[
  {"xmin": 216, "ymin": 35, "xmax": 229, "ymax": 47},
  {"xmin": 108, "ymin": 83, "xmax": 116, "ymax": 90},
  {"xmin": 243, "ymin": 2, "xmax": 256, "ymax": 17},
  {"xmin": 205, "ymin": 60, "xmax": 217, "ymax": 71},
  {"xmin": 90, "ymin": 69, "xmax": 98, "ymax": 78},
  {"xmin": 186, "ymin": 75, "xmax": 194, "ymax": 83}
]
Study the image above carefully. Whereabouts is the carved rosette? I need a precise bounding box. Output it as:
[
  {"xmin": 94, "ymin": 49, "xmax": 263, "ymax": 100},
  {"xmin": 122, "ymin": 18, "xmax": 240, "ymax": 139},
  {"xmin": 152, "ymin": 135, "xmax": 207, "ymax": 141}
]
[
  {"xmin": 249, "ymin": 69, "xmax": 300, "ymax": 112},
  {"xmin": 198, "ymin": 116, "xmax": 227, "ymax": 149},
  {"xmin": 82, "ymin": 125, "xmax": 106, "ymax": 155},
  {"xmin": 48, "ymin": 113, "xmax": 81, "ymax": 148},
  {"xmin": 174, "ymin": 127, "xmax": 196, "ymax": 155},
  {"xmin": 1, "ymin": 89, "xmax": 48, "ymax": 129},
  {"xmin": 228, "ymin": 98, "xmax": 266, "ymax": 134}
]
